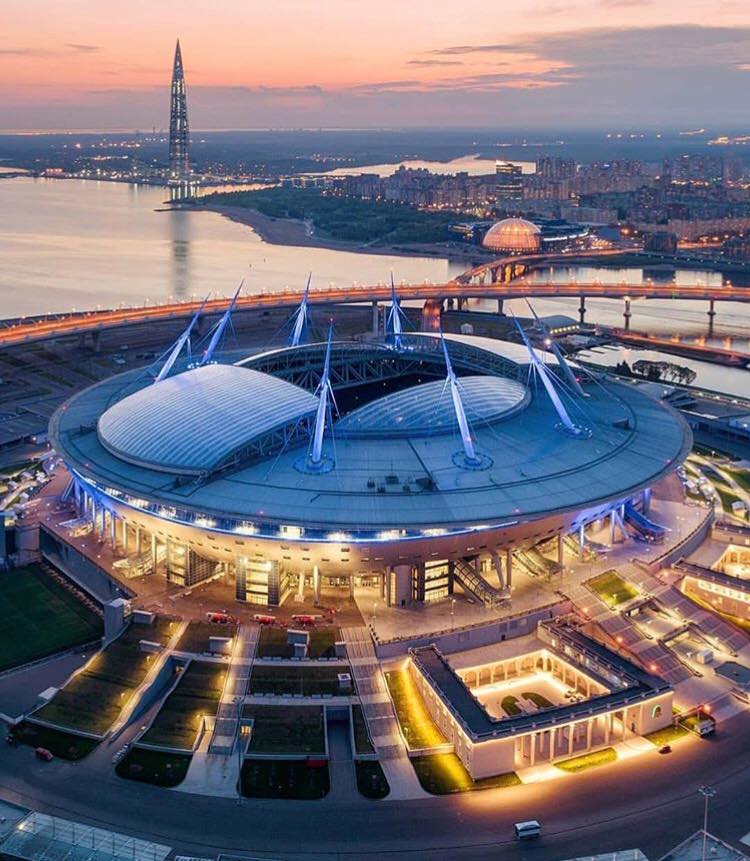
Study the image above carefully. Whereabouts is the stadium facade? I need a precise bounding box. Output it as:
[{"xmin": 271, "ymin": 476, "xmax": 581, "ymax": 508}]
[{"xmin": 50, "ymin": 331, "xmax": 691, "ymax": 609}]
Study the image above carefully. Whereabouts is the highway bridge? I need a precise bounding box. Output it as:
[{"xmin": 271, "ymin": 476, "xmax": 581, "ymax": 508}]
[{"xmin": 1, "ymin": 251, "xmax": 748, "ymax": 348}]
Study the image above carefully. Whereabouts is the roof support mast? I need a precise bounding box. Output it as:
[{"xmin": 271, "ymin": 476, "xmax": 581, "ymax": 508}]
[
  {"xmin": 199, "ymin": 282, "xmax": 242, "ymax": 366},
  {"xmin": 290, "ymin": 272, "xmax": 312, "ymax": 348},
  {"xmin": 154, "ymin": 295, "xmax": 208, "ymax": 383},
  {"xmin": 441, "ymin": 333, "xmax": 484, "ymax": 468},
  {"xmin": 308, "ymin": 322, "xmax": 336, "ymax": 470},
  {"xmin": 387, "ymin": 273, "xmax": 404, "ymax": 350},
  {"xmin": 525, "ymin": 300, "xmax": 586, "ymax": 398},
  {"xmin": 513, "ymin": 315, "xmax": 589, "ymax": 437}
]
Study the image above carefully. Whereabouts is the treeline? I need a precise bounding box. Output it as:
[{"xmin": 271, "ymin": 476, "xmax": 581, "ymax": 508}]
[{"xmin": 204, "ymin": 187, "xmax": 459, "ymax": 245}]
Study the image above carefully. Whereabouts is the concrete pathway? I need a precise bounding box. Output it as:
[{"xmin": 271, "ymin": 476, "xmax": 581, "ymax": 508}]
[
  {"xmin": 208, "ymin": 624, "xmax": 258, "ymax": 755},
  {"xmin": 325, "ymin": 722, "xmax": 357, "ymax": 802}
]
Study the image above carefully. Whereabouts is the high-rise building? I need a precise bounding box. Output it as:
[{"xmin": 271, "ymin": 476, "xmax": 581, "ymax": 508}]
[
  {"xmin": 168, "ymin": 39, "xmax": 191, "ymax": 188},
  {"xmin": 495, "ymin": 161, "xmax": 523, "ymax": 201}
]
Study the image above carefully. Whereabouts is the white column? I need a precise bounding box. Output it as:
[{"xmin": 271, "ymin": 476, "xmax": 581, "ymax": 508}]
[
  {"xmin": 568, "ymin": 724, "xmax": 574, "ymax": 755},
  {"xmin": 586, "ymin": 719, "xmax": 593, "ymax": 749},
  {"xmin": 122, "ymin": 519, "xmax": 128, "ymax": 554},
  {"xmin": 313, "ymin": 564, "xmax": 321, "ymax": 604},
  {"xmin": 297, "ymin": 570, "xmax": 305, "ymax": 599}
]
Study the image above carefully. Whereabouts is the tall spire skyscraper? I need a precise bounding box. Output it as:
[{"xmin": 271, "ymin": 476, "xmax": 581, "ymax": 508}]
[{"xmin": 168, "ymin": 39, "xmax": 190, "ymax": 183}]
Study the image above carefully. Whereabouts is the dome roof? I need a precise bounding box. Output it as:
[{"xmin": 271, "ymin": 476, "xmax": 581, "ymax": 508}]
[
  {"xmin": 482, "ymin": 217, "xmax": 541, "ymax": 253},
  {"xmin": 97, "ymin": 364, "xmax": 319, "ymax": 475},
  {"xmin": 336, "ymin": 375, "xmax": 528, "ymax": 438}
]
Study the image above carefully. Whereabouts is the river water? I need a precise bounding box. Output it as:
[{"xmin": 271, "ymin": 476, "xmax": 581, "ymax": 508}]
[{"xmin": 0, "ymin": 175, "xmax": 747, "ymax": 396}]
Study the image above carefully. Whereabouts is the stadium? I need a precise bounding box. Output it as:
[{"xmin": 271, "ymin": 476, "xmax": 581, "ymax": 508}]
[{"xmin": 49, "ymin": 312, "xmax": 692, "ymax": 611}]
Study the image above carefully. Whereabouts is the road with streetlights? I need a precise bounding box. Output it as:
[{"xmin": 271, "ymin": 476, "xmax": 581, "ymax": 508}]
[{"xmin": 1, "ymin": 707, "xmax": 749, "ymax": 860}]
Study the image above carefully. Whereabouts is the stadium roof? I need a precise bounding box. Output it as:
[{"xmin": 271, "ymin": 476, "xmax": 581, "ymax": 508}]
[
  {"xmin": 337, "ymin": 375, "xmax": 528, "ymax": 438},
  {"xmin": 97, "ymin": 364, "xmax": 318, "ymax": 475}
]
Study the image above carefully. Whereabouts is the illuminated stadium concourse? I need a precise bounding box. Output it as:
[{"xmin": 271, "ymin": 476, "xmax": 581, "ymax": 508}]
[{"xmin": 50, "ymin": 311, "xmax": 691, "ymax": 610}]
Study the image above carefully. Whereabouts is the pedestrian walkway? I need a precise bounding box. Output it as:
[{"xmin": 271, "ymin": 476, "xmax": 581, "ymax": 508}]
[
  {"xmin": 325, "ymin": 722, "xmax": 357, "ymax": 802},
  {"xmin": 208, "ymin": 624, "xmax": 258, "ymax": 755},
  {"xmin": 341, "ymin": 626, "xmax": 428, "ymax": 800}
]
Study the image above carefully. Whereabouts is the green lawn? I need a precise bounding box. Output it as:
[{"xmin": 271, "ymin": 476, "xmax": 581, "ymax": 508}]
[
  {"xmin": 411, "ymin": 753, "xmax": 521, "ymax": 794},
  {"xmin": 248, "ymin": 665, "xmax": 353, "ymax": 696},
  {"xmin": 555, "ymin": 747, "xmax": 617, "ymax": 773},
  {"xmin": 241, "ymin": 758, "xmax": 330, "ymax": 800},
  {"xmin": 141, "ymin": 661, "xmax": 225, "ymax": 750},
  {"xmin": 0, "ymin": 565, "xmax": 103, "ymax": 672},
  {"xmin": 523, "ymin": 691, "xmax": 555, "ymax": 709},
  {"xmin": 645, "ymin": 724, "xmax": 690, "ymax": 746},
  {"xmin": 502, "ymin": 695, "xmax": 522, "ymax": 716},
  {"xmin": 175, "ymin": 620, "xmax": 237, "ymax": 654},
  {"xmin": 257, "ymin": 626, "xmax": 339, "ymax": 659},
  {"xmin": 356, "ymin": 761, "xmax": 390, "ymax": 799},
  {"xmin": 12, "ymin": 721, "xmax": 99, "ymax": 761},
  {"xmin": 116, "ymin": 748, "xmax": 191, "ymax": 787},
  {"xmin": 352, "ymin": 704, "xmax": 375, "ymax": 754},
  {"xmin": 243, "ymin": 704, "xmax": 326, "ymax": 754},
  {"xmin": 384, "ymin": 668, "xmax": 446, "ymax": 750},
  {"xmin": 588, "ymin": 570, "xmax": 640, "ymax": 608},
  {"xmin": 35, "ymin": 616, "xmax": 177, "ymax": 734}
]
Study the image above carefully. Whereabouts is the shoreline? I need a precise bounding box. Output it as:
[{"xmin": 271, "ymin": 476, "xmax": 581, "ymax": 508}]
[{"xmin": 192, "ymin": 202, "xmax": 491, "ymax": 263}]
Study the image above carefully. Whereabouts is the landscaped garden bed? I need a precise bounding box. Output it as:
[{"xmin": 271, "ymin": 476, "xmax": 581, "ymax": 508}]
[
  {"xmin": 140, "ymin": 660, "xmax": 225, "ymax": 750},
  {"xmin": 241, "ymin": 758, "xmax": 330, "ymax": 799},
  {"xmin": 116, "ymin": 747, "xmax": 191, "ymax": 787},
  {"xmin": 355, "ymin": 760, "xmax": 390, "ymax": 799},
  {"xmin": 0, "ymin": 565, "xmax": 102, "ymax": 672},
  {"xmin": 555, "ymin": 747, "xmax": 617, "ymax": 773},
  {"xmin": 352, "ymin": 704, "xmax": 375, "ymax": 754},
  {"xmin": 248, "ymin": 665, "xmax": 353, "ymax": 696},
  {"xmin": 588, "ymin": 570, "xmax": 640, "ymax": 608},
  {"xmin": 411, "ymin": 753, "xmax": 520, "ymax": 794},
  {"xmin": 12, "ymin": 721, "xmax": 99, "ymax": 761},
  {"xmin": 243, "ymin": 704, "xmax": 325, "ymax": 754},
  {"xmin": 175, "ymin": 620, "xmax": 237, "ymax": 655},
  {"xmin": 34, "ymin": 615, "xmax": 177, "ymax": 734},
  {"xmin": 384, "ymin": 668, "xmax": 446, "ymax": 749},
  {"xmin": 257, "ymin": 626, "xmax": 339, "ymax": 659}
]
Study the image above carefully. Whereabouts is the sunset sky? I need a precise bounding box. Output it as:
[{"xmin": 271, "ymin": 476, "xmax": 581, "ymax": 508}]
[{"xmin": 2, "ymin": 0, "xmax": 750, "ymax": 130}]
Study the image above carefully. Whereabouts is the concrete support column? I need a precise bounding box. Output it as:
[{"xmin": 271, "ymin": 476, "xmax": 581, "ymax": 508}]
[
  {"xmin": 609, "ymin": 510, "xmax": 617, "ymax": 546},
  {"xmin": 371, "ymin": 301, "xmax": 379, "ymax": 335},
  {"xmin": 393, "ymin": 564, "xmax": 412, "ymax": 607},
  {"xmin": 151, "ymin": 533, "xmax": 157, "ymax": 571},
  {"xmin": 313, "ymin": 565, "xmax": 321, "ymax": 605},
  {"xmin": 297, "ymin": 570, "xmax": 305, "ymax": 599},
  {"xmin": 505, "ymin": 548, "xmax": 513, "ymax": 588},
  {"xmin": 578, "ymin": 523, "xmax": 585, "ymax": 559},
  {"xmin": 497, "ymin": 298, "xmax": 504, "ymax": 315},
  {"xmin": 622, "ymin": 711, "xmax": 627, "ymax": 740},
  {"xmin": 121, "ymin": 519, "xmax": 128, "ymax": 554},
  {"xmin": 586, "ymin": 719, "xmax": 593, "ymax": 749},
  {"xmin": 568, "ymin": 724, "xmax": 574, "ymax": 755},
  {"xmin": 624, "ymin": 297, "xmax": 632, "ymax": 330},
  {"xmin": 557, "ymin": 533, "xmax": 564, "ymax": 567},
  {"xmin": 109, "ymin": 513, "xmax": 116, "ymax": 549},
  {"xmin": 708, "ymin": 298, "xmax": 716, "ymax": 334},
  {"xmin": 530, "ymin": 734, "xmax": 536, "ymax": 766},
  {"xmin": 135, "ymin": 527, "xmax": 141, "ymax": 555},
  {"xmin": 605, "ymin": 713, "xmax": 612, "ymax": 744},
  {"xmin": 578, "ymin": 295, "xmax": 586, "ymax": 324},
  {"xmin": 643, "ymin": 487, "xmax": 652, "ymax": 515},
  {"xmin": 381, "ymin": 570, "xmax": 387, "ymax": 600},
  {"xmin": 349, "ymin": 575, "xmax": 354, "ymax": 597}
]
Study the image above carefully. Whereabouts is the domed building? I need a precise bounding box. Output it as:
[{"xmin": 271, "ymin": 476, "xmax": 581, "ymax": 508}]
[{"xmin": 482, "ymin": 217, "xmax": 541, "ymax": 254}]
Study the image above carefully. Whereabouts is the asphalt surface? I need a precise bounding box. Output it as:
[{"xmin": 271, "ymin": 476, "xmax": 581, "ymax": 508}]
[{"xmin": 1, "ymin": 710, "xmax": 749, "ymax": 861}]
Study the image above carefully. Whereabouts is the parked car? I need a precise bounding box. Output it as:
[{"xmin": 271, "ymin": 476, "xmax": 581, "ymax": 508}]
[
  {"xmin": 514, "ymin": 821, "xmax": 541, "ymax": 840},
  {"xmin": 35, "ymin": 747, "xmax": 53, "ymax": 762}
]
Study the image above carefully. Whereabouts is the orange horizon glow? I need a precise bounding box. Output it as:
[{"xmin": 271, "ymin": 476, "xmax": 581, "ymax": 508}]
[{"xmin": 2, "ymin": 0, "xmax": 750, "ymax": 129}]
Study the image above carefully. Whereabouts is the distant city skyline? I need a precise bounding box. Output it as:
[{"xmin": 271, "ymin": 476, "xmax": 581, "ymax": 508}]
[{"xmin": 2, "ymin": 0, "xmax": 750, "ymax": 130}]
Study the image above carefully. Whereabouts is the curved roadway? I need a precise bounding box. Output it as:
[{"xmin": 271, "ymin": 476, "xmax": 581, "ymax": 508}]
[{"xmin": 1, "ymin": 711, "xmax": 749, "ymax": 860}]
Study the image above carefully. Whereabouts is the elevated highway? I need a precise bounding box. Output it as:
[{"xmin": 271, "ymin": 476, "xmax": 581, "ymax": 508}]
[{"xmin": 0, "ymin": 249, "xmax": 748, "ymax": 348}]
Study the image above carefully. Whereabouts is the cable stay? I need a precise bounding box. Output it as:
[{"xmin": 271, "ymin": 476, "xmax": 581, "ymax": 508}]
[
  {"xmin": 525, "ymin": 300, "xmax": 587, "ymax": 398},
  {"xmin": 154, "ymin": 294, "xmax": 209, "ymax": 383},
  {"xmin": 290, "ymin": 272, "xmax": 312, "ymax": 348},
  {"xmin": 512, "ymin": 314, "xmax": 591, "ymax": 439},
  {"xmin": 199, "ymin": 282, "xmax": 242, "ymax": 366},
  {"xmin": 441, "ymin": 331, "xmax": 491, "ymax": 470}
]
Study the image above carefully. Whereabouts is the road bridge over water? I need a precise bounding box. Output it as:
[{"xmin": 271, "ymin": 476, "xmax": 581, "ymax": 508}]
[{"xmin": 1, "ymin": 251, "xmax": 748, "ymax": 348}]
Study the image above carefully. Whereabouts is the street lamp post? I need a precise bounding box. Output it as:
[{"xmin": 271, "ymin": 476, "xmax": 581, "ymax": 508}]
[{"xmin": 698, "ymin": 785, "xmax": 716, "ymax": 861}]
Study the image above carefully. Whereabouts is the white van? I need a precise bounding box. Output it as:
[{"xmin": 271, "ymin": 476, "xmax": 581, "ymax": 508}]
[{"xmin": 514, "ymin": 820, "xmax": 541, "ymax": 840}]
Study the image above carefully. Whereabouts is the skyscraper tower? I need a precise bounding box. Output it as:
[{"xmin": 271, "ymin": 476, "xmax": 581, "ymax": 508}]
[{"xmin": 168, "ymin": 39, "xmax": 190, "ymax": 183}]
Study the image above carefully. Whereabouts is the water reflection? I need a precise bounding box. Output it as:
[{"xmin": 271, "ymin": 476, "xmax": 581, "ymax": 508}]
[{"xmin": 169, "ymin": 209, "xmax": 190, "ymax": 301}]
